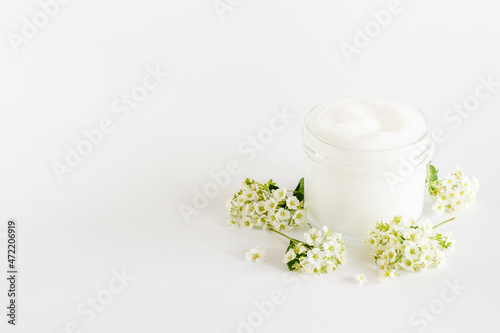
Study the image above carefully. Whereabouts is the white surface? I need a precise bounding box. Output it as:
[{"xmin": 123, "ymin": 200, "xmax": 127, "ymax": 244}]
[{"xmin": 0, "ymin": 1, "xmax": 499, "ymax": 332}]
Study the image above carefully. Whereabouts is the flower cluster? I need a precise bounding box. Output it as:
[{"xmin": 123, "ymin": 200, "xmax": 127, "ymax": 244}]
[
  {"xmin": 426, "ymin": 164, "xmax": 479, "ymax": 216},
  {"xmin": 227, "ymin": 178, "xmax": 306, "ymax": 231},
  {"xmin": 364, "ymin": 216, "xmax": 454, "ymax": 282},
  {"xmin": 282, "ymin": 227, "xmax": 347, "ymax": 276}
]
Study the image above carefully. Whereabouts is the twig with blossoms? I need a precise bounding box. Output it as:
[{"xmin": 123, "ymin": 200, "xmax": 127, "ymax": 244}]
[
  {"xmin": 228, "ymin": 178, "xmax": 347, "ymax": 276},
  {"xmin": 364, "ymin": 215, "xmax": 455, "ymax": 282},
  {"xmin": 426, "ymin": 163, "xmax": 479, "ymax": 216}
]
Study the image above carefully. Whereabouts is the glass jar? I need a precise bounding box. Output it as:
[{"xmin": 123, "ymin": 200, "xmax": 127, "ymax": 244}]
[{"xmin": 301, "ymin": 97, "xmax": 433, "ymax": 240}]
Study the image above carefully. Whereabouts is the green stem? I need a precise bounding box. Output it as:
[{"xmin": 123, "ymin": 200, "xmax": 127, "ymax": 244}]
[
  {"xmin": 318, "ymin": 236, "xmax": 328, "ymax": 247},
  {"xmin": 269, "ymin": 228, "xmax": 301, "ymax": 243},
  {"xmin": 433, "ymin": 217, "xmax": 455, "ymax": 229}
]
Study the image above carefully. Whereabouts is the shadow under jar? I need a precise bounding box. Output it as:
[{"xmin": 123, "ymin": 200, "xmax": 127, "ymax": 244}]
[{"xmin": 301, "ymin": 97, "xmax": 433, "ymax": 241}]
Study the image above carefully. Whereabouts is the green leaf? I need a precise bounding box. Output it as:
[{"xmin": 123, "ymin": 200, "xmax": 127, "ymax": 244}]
[
  {"xmin": 293, "ymin": 178, "xmax": 305, "ymax": 202},
  {"xmin": 293, "ymin": 191, "xmax": 303, "ymax": 202},
  {"xmin": 294, "ymin": 178, "xmax": 305, "ymax": 193},
  {"xmin": 268, "ymin": 184, "xmax": 279, "ymax": 191},
  {"xmin": 426, "ymin": 163, "xmax": 440, "ymax": 196},
  {"xmin": 285, "ymin": 239, "xmax": 295, "ymax": 253},
  {"xmin": 284, "ymin": 240, "xmax": 298, "ymax": 271},
  {"xmin": 287, "ymin": 259, "xmax": 299, "ymax": 271},
  {"xmin": 427, "ymin": 163, "xmax": 438, "ymax": 183}
]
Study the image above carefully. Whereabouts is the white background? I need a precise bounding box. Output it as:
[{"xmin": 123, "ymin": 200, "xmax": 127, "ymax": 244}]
[{"xmin": 1, "ymin": 0, "xmax": 499, "ymax": 332}]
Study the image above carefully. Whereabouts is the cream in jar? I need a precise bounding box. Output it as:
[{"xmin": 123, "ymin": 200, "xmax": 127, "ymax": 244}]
[{"xmin": 301, "ymin": 97, "xmax": 433, "ymax": 240}]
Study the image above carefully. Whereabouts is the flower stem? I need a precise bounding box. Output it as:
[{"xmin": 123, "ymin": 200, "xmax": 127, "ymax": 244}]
[
  {"xmin": 269, "ymin": 228, "xmax": 300, "ymax": 243},
  {"xmin": 433, "ymin": 217, "xmax": 456, "ymax": 229}
]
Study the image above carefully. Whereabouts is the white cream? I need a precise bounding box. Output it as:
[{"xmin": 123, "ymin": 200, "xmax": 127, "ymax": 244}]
[
  {"xmin": 306, "ymin": 98, "xmax": 427, "ymax": 151},
  {"xmin": 301, "ymin": 97, "xmax": 432, "ymax": 240}
]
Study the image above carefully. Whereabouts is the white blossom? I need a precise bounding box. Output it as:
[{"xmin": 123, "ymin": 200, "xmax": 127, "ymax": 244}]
[
  {"xmin": 355, "ymin": 273, "xmax": 366, "ymax": 285},
  {"xmin": 286, "ymin": 196, "xmax": 299, "ymax": 210},
  {"xmin": 283, "ymin": 249, "xmax": 296, "ymax": 263},
  {"xmin": 245, "ymin": 246, "xmax": 266, "ymax": 263}
]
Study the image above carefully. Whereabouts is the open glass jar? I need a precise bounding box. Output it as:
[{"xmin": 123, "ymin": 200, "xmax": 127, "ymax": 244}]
[{"xmin": 301, "ymin": 97, "xmax": 433, "ymax": 240}]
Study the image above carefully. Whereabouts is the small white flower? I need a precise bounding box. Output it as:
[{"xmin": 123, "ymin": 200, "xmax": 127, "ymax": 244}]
[
  {"xmin": 443, "ymin": 232, "xmax": 455, "ymax": 249},
  {"xmin": 434, "ymin": 251, "xmax": 447, "ymax": 266},
  {"xmin": 376, "ymin": 258, "xmax": 387, "ymax": 270},
  {"xmin": 242, "ymin": 189, "xmax": 257, "ymax": 201},
  {"xmin": 404, "ymin": 242, "xmax": 420, "ymax": 261},
  {"xmin": 245, "ymin": 246, "xmax": 266, "ymax": 263},
  {"xmin": 235, "ymin": 195, "xmax": 246, "ymax": 207},
  {"xmin": 400, "ymin": 256, "xmax": 415, "ymax": 272},
  {"xmin": 255, "ymin": 201, "xmax": 267, "ymax": 214},
  {"xmin": 323, "ymin": 241, "xmax": 336, "ymax": 255},
  {"xmin": 451, "ymin": 197, "xmax": 463, "ymax": 209},
  {"xmin": 293, "ymin": 210, "xmax": 306, "ymax": 225},
  {"xmin": 228, "ymin": 205, "xmax": 238, "ymax": 217},
  {"xmin": 355, "ymin": 273, "xmax": 366, "ymax": 285},
  {"xmin": 296, "ymin": 244, "xmax": 308, "ymax": 254},
  {"xmin": 422, "ymin": 219, "xmax": 433, "ymax": 235},
  {"xmin": 278, "ymin": 221, "xmax": 290, "ymax": 231},
  {"xmin": 264, "ymin": 198, "xmax": 277, "ymax": 212},
  {"xmin": 304, "ymin": 228, "xmax": 322, "ymax": 246},
  {"xmin": 226, "ymin": 219, "xmax": 238, "ymax": 228},
  {"xmin": 276, "ymin": 208, "xmax": 291, "ymax": 221},
  {"xmin": 243, "ymin": 203, "xmax": 256, "ymax": 216},
  {"xmin": 419, "ymin": 238, "xmax": 432, "ymax": 252},
  {"xmin": 286, "ymin": 196, "xmax": 299, "ymax": 210},
  {"xmin": 255, "ymin": 215, "xmax": 268, "ymax": 228},
  {"xmin": 432, "ymin": 201, "xmax": 446, "ymax": 216},
  {"xmin": 282, "ymin": 249, "xmax": 296, "ymax": 263},
  {"xmin": 377, "ymin": 269, "xmax": 396, "ymax": 283},
  {"xmin": 272, "ymin": 188, "xmax": 287, "ymax": 202},
  {"xmin": 363, "ymin": 235, "xmax": 377, "ymax": 247},
  {"xmin": 241, "ymin": 217, "xmax": 254, "ymax": 230},
  {"xmin": 323, "ymin": 226, "xmax": 333, "ymax": 237},
  {"xmin": 403, "ymin": 228, "xmax": 422, "ymax": 244},
  {"xmin": 307, "ymin": 248, "xmax": 325, "ymax": 265},
  {"xmin": 460, "ymin": 178, "xmax": 470, "ymax": 189},
  {"xmin": 302, "ymin": 263, "xmax": 315, "ymax": 275},
  {"xmin": 323, "ymin": 261, "xmax": 335, "ymax": 274},
  {"xmin": 381, "ymin": 248, "xmax": 397, "ymax": 263}
]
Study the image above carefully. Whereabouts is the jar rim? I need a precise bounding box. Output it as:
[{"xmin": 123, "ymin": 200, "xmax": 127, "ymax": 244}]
[{"xmin": 303, "ymin": 97, "xmax": 431, "ymax": 153}]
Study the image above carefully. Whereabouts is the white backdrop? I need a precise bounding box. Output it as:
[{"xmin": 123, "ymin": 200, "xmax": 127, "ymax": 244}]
[{"xmin": 1, "ymin": 1, "xmax": 499, "ymax": 332}]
